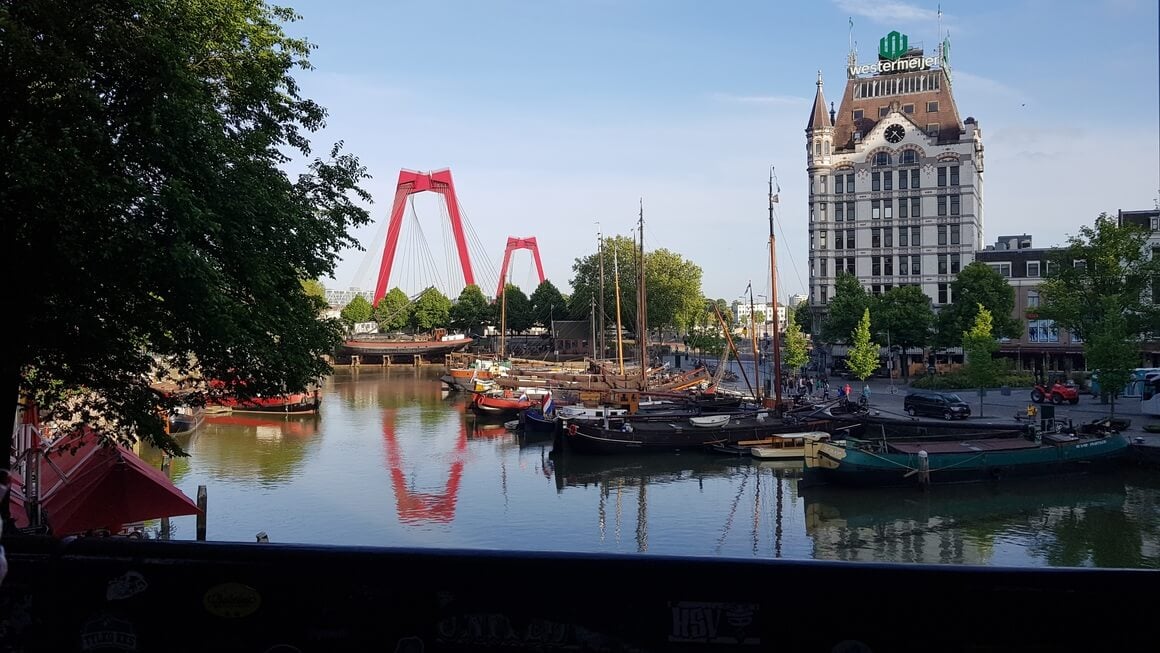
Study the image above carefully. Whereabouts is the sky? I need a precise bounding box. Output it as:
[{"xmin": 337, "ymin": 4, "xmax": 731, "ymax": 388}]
[{"xmin": 283, "ymin": 0, "xmax": 1160, "ymax": 306}]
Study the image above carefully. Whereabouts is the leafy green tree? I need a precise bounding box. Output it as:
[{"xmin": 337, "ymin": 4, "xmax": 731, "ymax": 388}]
[
  {"xmin": 374, "ymin": 287, "xmax": 412, "ymax": 332},
  {"xmin": 645, "ymin": 248, "xmax": 704, "ymax": 337},
  {"xmin": 935, "ymin": 262, "xmax": 1020, "ymax": 347},
  {"xmin": 962, "ymin": 304, "xmax": 998, "ymax": 417},
  {"xmin": 409, "ymin": 288, "xmax": 451, "ymax": 331},
  {"xmin": 822, "ymin": 273, "xmax": 871, "ymax": 344},
  {"xmin": 340, "ymin": 295, "xmax": 374, "ymax": 327},
  {"xmin": 497, "ymin": 284, "xmax": 534, "ymax": 334},
  {"xmin": 847, "ymin": 309, "xmax": 880, "ymax": 385},
  {"xmin": 529, "ymin": 280, "xmax": 567, "ymax": 328},
  {"xmin": 876, "ymin": 286, "xmax": 934, "ymax": 379},
  {"xmin": 782, "ymin": 309, "xmax": 810, "ymax": 376},
  {"xmin": 1038, "ymin": 213, "xmax": 1160, "ymax": 343},
  {"xmin": 449, "ymin": 284, "xmax": 491, "ymax": 336},
  {"xmin": 1, "ymin": 0, "xmax": 372, "ymax": 486},
  {"xmin": 301, "ymin": 279, "xmax": 327, "ymax": 303},
  {"xmin": 1083, "ymin": 298, "xmax": 1141, "ymax": 417},
  {"xmin": 793, "ymin": 300, "xmax": 812, "ymax": 335}
]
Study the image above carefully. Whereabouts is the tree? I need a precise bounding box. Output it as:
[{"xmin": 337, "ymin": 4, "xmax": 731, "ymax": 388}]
[
  {"xmin": 449, "ymin": 284, "xmax": 491, "ymax": 336},
  {"xmin": 1082, "ymin": 298, "xmax": 1141, "ymax": 417},
  {"xmin": 2, "ymin": 0, "xmax": 373, "ymax": 484},
  {"xmin": 876, "ymin": 286, "xmax": 934, "ymax": 379},
  {"xmin": 962, "ymin": 304, "xmax": 999, "ymax": 417},
  {"xmin": 529, "ymin": 280, "xmax": 567, "ymax": 329},
  {"xmin": 644, "ymin": 248, "xmax": 704, "ymax": 337},
  {"xmin": 1038, "ymin": 213, "xmax": 1160, "ymax": 343},
  {"xmin": 497, "ymin": 284, "xmax": 534, "ymax": 334},
  {"xmin": 301, "ymin": 279, "xmax": 328, "ymax": 304},
  {"xmin": 793, "ymin": 300, "xmax": 812, "ymax": 335},
  {"xmin": 821, "ymin": 273, "xmax": 871, "ymax": 344},
  {"xmin": 847, "ymin": 309, "xmax": 880, "ymax": 385},
  {"xmin": 340, "ymin": 295, "xmax": 374, "ymax": 327},
  {"xmin": 374, "ymin": 288, "xmax": 412, "ymax": 332},
  {"xmin": 409, "ymin": 288, "xmax": 451, "ymax": 332},
  {"xmin": 782, "ymin": 309, "xmax": 810, "ymax": 376},
  {"xmin": 935, "ymin": 262, "xmax": 1020, "ymax": 347}
]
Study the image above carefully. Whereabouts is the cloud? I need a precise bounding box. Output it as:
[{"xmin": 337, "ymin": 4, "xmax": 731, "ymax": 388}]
[
  {"xmin": 710, "ymin": 93, "xmax": 810, "ymax": 106},
  {"xmin": 833, "ymin": 0, "xmax": 941, "ymax": 24}
]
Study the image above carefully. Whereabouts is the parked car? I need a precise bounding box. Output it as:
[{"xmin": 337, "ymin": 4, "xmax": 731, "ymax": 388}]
[
  {"xmin": 903, "ymin": 391, "xmax": 971, "ymax": 420},
  {"xmin": 1031, "ymin": 381, "xmax": 1079, "ymax": 405}
]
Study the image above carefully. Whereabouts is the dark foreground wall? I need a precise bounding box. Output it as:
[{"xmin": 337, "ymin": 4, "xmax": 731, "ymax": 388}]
[{"xmin": 0, "ymin": 536, "xmax": 1153, "ymax": 652}]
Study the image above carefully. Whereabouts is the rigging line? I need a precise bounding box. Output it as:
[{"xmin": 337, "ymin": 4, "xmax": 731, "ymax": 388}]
[
  {"xmin": 715, "ymin": 469, "xmax": 750, "ymax": 554},
  {"xmin": 770, "ymin": 169, "xmax": 805, "ymax": 299},
  {"xmin": 410, "ymin": 196, "xmax": 447, "ymax": 299},
  {"xmin": 439, "ymin": 199, "xmax": 457, "ymax": 297},
  {"xmin": 350, "ymin": 204, "xmax": 391, "ymax": 292},
  {"xmin": 455, "ymin": 200, "xmax": 500, "ymax": 293}
]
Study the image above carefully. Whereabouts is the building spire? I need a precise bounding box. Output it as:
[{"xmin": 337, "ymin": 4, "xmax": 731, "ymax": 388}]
[{"xmin": 806, "ymin": 70, "xmax": 831, "ymax": 131}]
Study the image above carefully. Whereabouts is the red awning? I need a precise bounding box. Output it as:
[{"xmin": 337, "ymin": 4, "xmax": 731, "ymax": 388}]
[{"xmin": 37, "ymin": 428, "xmax": 201, "ymax": 536}]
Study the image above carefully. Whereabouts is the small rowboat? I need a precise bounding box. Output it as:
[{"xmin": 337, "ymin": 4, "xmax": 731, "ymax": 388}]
[{"xmin": 689, "ymin": 414, "xmax": 731, "ymax": 428}]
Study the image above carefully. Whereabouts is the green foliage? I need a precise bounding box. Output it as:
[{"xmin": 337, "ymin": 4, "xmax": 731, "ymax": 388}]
[
  {"xmin": 449, "ymin": 284, "xmax": 490, "ymax": 336},
  {"xmin": 876, "ymin": 285, "xmax": 933, "ymax": 354},
  {"xmin": 822, "ymin": 273, "xmax": 870, "ymax": 344},
  {"xmin": 1039, "ymin": 213, "xmax": 1160, "ymax": 342},
  {"xmin": 962, "ymin": 304, "xmax": 999, "ymax": 393},
  {"xmin": 409, "ymin": 288, "xmax": 451, "ymax": 331},
  {"xmin": 374, "ymin": 288, "xmax": 412, "ymax": 331},
  {"xmin": 935, "ymin": 262, "xmax": 1020, "ymax": 347},
  {"xmin": 340, "ymin": 295, "xmax": 374, "ymax": 327},
  {"xmin": 910, "ymin": 370, "xmax": 1035, "ymax": 390},
  {"xmin": 499, "ymin": 284, "xmax": 533, "ymax": 334},
  {"xmin": 782, "ymin": 309, "xmax": 810, "ymax": 374},
  {"xmin": 1083, "ymin": 298, "xmax": 1142, "ymax": 417},
  {"xmin": 847, "ymin": 309, "xmax": 879, "ymax": 382},
  {"xmin": 2, "ymin": 0, "xmax": 373, "ymax": 456},
  {"xmin": 528, "ymin": 280, "xmax": 567, "ymax": 328},
  {"xmin": 301, "ymin": 279, "xmax": 327, "ymax": 302},
  {"xmin": 793, "ymin": 300, "xmax": 812, "ymax": 335},
  {"xmin": 646, "ymin": 248, "xmax": 705, "ymax": 335}
]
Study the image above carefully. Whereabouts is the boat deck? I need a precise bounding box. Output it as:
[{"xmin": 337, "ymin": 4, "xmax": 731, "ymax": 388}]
[{"xmin": 887, "ymin": 437, "xmax": 1041, "ymax": 455}]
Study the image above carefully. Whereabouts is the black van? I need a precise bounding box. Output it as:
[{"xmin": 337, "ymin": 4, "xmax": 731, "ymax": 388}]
[{"xmin": 903, "ymin": 390, "xmax": 971, "ymax": 420}]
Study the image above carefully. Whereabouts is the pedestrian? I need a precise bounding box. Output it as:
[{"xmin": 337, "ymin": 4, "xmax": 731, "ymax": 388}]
[{"xmin": 844, "ymin": 382, "xmax": 852, "ymax": 398}]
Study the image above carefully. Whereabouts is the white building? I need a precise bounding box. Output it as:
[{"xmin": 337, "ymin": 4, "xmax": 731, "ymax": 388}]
[
  {"xmin": 805, "ymin": 30, "xmax": 984, "ymax": 317},
  {"xmin": 731, "ymin": 302, "xmax": 786, "ymax": 334}
]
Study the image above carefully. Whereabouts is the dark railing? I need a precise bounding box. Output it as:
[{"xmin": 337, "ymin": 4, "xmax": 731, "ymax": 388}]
[{"xmin": 0, "ymin": 536, "xmax": 1152, "ymax": 652}]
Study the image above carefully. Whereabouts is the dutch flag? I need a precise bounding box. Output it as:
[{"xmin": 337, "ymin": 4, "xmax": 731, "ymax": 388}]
[{"xmin": 542, "ymin": 391, "xmax": 554, "ymax": 416}]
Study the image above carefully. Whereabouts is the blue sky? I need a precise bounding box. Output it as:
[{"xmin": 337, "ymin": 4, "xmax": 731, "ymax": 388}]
[{"xmin": 286, "ymin": 0, "xmax": 1160, "ymax": 305}]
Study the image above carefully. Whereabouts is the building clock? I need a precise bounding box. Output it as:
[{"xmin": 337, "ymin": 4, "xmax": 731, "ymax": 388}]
[{"xmin": 884, "ymin": 124, "xmax": 905, "ymax": 143}]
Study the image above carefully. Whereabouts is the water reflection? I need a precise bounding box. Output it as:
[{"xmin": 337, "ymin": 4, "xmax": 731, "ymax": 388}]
[
  {"xmin": 381, "ymin": 408, "xmax": 466, "ymax": 525},
  {"xmin": 173, "ymin": 413, "xmax": 321, "ymax": 487}
]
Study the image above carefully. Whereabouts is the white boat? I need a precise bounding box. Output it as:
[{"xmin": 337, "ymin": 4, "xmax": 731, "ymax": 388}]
[
  {"xmin": 750, "ymin": 431, "xmax": 830, "ymax": 460},
  {"xmin": 689, "ymin": 414, "xmax": 731, "ymax": 428}
]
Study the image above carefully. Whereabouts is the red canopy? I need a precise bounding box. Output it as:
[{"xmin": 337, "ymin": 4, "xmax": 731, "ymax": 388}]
[{"xmin": 37, "ymin": 428, "xmax": 201, "ymax": 536}]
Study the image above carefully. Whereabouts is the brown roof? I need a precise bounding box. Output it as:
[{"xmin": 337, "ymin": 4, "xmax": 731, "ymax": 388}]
[
  {"xmin": 806, "ymin": 73, "xmax": 832, "ymax": 131},
  {"xmin": 832, "ymin": 68, "xmax": 963, "ymax": 152}
]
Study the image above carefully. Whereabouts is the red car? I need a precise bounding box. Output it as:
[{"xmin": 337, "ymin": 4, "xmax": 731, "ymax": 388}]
[{"xmin": 1031, "ymin": 381, "xmax": 1079, "ymax": 405}]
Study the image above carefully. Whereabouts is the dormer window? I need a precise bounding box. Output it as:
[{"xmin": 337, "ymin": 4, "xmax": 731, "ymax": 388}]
[
  {"xmin": 854, "ymin": 132, "xmax": 862, "ymax": 142},
  {"xmin": 853, "ymin": 109, "xmax": 864, "ymax": 121}
]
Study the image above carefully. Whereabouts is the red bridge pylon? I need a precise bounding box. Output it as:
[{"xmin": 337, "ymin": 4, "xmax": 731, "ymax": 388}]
[{"xmin": 496, "ymin": 236, "xmax": 545, "ymax": 297}]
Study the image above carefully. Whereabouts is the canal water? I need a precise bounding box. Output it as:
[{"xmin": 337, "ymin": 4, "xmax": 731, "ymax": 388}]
[{"xmin": 154, "ymin": 368, "xmax": 1160, "ymax": 568}]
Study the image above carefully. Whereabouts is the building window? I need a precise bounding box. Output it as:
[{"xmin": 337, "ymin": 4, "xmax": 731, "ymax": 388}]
[
  {"xmin": 878, "ymin": 106, "xmax": 889, "ymax": 118},
  {"xmin": 938, "ymin": 254, "xmax": 948, "ymax": 274},
  {"xmin": 988, "ymin": 262, "xmax": 1012, "ymax": 277},
  {"xmin": 937, "ymin": 225, "xmax": 947, "ymax": 245},
  {"xmin": 846, "ymin": 258, "xmax": 856, "ymax": 274},
  {"xmin": 853, "ymin": 109, "xmax": 864, "ymax": 121},
  {"xmin": 950, "ymin": 194, "xmax": 960, "ymax": 216},
  {"xmin": 883, "ymin": 203, "xmax": 893, "ymax": 220},
  {"xmin": 874, "ymin": 152, "xmax": 892, "ymax": 167},
  {"xmin": 846, "ymin": 175, "xmax": 854, "ymax": 193},
  {"xmin": 846, "ymin": 201, "xmax": 855, "ymax": 220},
  {"xmin": 1074, "ymin": 259, "xmax": 1087, "ymax": 270},
  {"xmin": 1027, "ymin": 261, "xmax": 1040, "ymax": 277},
  {"xmin": 902, "ymin": 103, "xmax": 915, "ymax": 114},
  {"xmin": 926, "ymin": 123, "xmax": 940, "ymax": 137},
  {"xmin": 834, "ymin": 230, "xmax": 843, "ymax": 250},
  {"xmin": 820, "ymin": 258, "xmax": 828, "ymax": 276},
  {"xmin": 910, "ymin": 255, "xmax": 921, "ymax": 275},
  {"xmin": 911, "ymin": 226, "xmax": 921, "ymax": 246},
  {"xmin": 1028, "ymin": 290, "xmax": 1040, "ymax": 308},
  {"xmin": 846, "ymin": 230, "xmax": 856, "ymax": 249},
  {"xmin": 1028, "ymin": 319, "xmax": 1059, "ymax": 343},
  {"xmin": 898, "ymin": 169, "xmax": 908, "ymax": 189},
  {"xmin": 950, "ymin": 253, "xmax": 960, "ymax": 274},
  {"xmin": 884, "ymin": 226, "xmax": 893, "ymax": 247},
  {"xmin": 820, "ymin": 202, "xmax": 827, "ymax": 218},
  {"xmin": 820, "ymin": 231, "xmax": 827, "ymax": 249},
  {"xmin": 937, "ymin": 195, "xmax": 947, "ymax": 216},
  {"xmin": 872, "ymin": 256, "xmax": 881, "ymax": 276},
  {"xmin": 899, "ymin": 227, "xmax": 908, "ymax": 247},
  {"xmin": 821, "ymin": 286, "xmax": 828, "ymax": 304},
  {"xmin": 872, "ymin": 200, "xmax": 881, "ymax": 220},
  {"xmin": 899, "ymin": 196, "xmax": 909, "ymax": 219},
  {"xmin": 872, "ymin": 228, "xmax": 881, "ymax": 248},
  {"xmin": 937, "ymin": 166, "xmax": 947, "ymax": 187},
  {"xmin": 883, "ymin": 170, "xmax": 893, "ymax": 191},
  {"xmin": 1046, "ymin": 260, "xmax": 1059, "ymax": 276},
  {"xmin": 885, "ymin": 256, "xmax": 894, "ymax": 276},
  {"xmin": 950, "ymin": 224, "xmax": 960, "ymax": 245},
  {"xmin": 835, "ymin": 202, "xmax": 844, "ymax": 221},
  {"xmin": 872, "ymin": 172, "xmax": 881, "ymax": 191},
  {"xmin": 900, "ymin": 150, "xmax": 917, "ymax": 165},
  {"xmin": 821, "ymin": 176, "xmax": 828, "ymax": 192},
  {"xmin": 938, "ymin": 283, "xmax": 948, "ymax": 304},
  {"xmin": 824, "ymin": 142, "xmax": 830, "ymax": 156},
  {"xmin": 910, "ymin": 170, "xmax": 920, "ymax": 189},
  {"xmin": 872, "ymin": 284, "xmax": 881, "ymax": 295},
  {"xmin": 950, "ymin": 165, "xmax": 960, "ymax": 185},
  {"xmin": 834, "ymin": 175, "xmax": 842, "ymax": 195},
  {"xmin": 927, "ymin": 101, "xmax": 939, "ymax": 112}
]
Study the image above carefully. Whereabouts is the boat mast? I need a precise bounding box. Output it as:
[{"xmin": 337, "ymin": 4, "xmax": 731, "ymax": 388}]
[
  {"xmin": 598, "ymin": 224, "xmax": 606, "ymax": 361},
  {"xmin": 500, "ymin": 282, "xmax": 507, "ymax": 359},
  {"xmin": 637, "ymin": 199, "xmax": 648, "ymax": 385},
  {"xmin": 590, "ymin": 295, "xmax": 597, "ymax": 359},
  {"xmin": 769, "ymin": 166, "xmax": 782, "ymax": 410},
  {"xmin": 614, "ymin": 249, "xmax": 625, "ymax": 374},
  {"xmin": 748, "ymin": 283, "xmax": 761, "ymax": 402}
]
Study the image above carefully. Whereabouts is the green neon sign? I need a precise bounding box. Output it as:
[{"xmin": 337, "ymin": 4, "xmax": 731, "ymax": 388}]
[{"xmin": 879, "ymin": 31, "xmax": 908, "ymax": 61}]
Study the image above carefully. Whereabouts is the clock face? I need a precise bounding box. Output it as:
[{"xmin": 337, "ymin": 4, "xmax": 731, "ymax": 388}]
[{"xmin": 884, "ymin": 124, "xmax": 905, "ymax": 143}]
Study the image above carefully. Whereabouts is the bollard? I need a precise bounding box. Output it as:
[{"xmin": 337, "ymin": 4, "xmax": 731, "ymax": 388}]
[
  {"xmin": 917, "ymin": 450, "xmax": 930, "ymax": 487},
  {"xmin": 196, "ymin": 485, "xmax": 207, "ymax": 541}
]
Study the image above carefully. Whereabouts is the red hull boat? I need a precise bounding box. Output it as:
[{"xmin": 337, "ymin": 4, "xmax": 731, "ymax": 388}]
[{"xmin": 470, "ymin": 392, "xmax": 532, "ymax": 417}]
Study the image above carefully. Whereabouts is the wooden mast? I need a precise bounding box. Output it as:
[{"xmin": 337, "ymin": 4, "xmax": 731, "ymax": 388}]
[
  {"xmin": 748, "ymin": 284, "xmax": 761, "ymax": 402},
  {"xmin": 637, "ymin": 199, "xmax": 648, "ymax": 388},
  {"xmin": 499, "ymin": 282, "xmax": 506, "ymax": 359},
  {"xmin": 769, "ymin": 167, "xmax": 782, "ymax": 410},
  {"xmin": 614, "ymin": 249, "xmax": 625, "ymax": 375}
]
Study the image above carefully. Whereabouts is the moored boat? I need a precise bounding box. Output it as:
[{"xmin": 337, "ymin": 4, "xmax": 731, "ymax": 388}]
[
  {"xmin": 563, "ymin": 411, "xmax": 839, "ymax": 455},
  {"xmin": 207, "ymin": 390, "xmax": 320, "ymax": 415},
  {"xmin": 338, "ymin": 329, "xmax": 471, "ymax": 360},
  {"xmin": 470, "ymin": 391, "xmax": 533, "ymax": 417}
]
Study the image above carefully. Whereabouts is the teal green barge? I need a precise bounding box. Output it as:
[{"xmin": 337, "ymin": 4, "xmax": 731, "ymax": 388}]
[{"xmin": 802, "ymin": 431, "xmax": 1130, "ymax": 487}]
